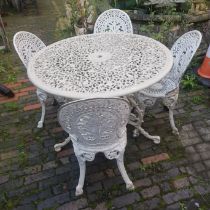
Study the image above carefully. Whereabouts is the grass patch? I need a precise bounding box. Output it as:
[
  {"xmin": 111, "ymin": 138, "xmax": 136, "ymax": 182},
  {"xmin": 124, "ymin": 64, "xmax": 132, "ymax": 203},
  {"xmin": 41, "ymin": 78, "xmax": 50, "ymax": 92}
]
[
  {"xmin": 0, "ymin": 129, "xmax": 10, "ymax": 142},
  {"xmin": 17, "ymin": 142, "xmax": 28, "ymax": 167},
  {"xmin": 0, "ymin": 51, "xmax": 22, "ymax": 84},
  {"xmin": 2, "ymin": 102, "xmax": 20, "ymax": 112},
  {"xmin": 105, "ymin": 200, "xmax": 113, "ymax": 210},
  {"xmin": 169, "ymin": 145, "xmax": 186, "ymax": 160},
  {"xmin": 139, "ymin": 162, "xmax": 163, "ymax": 174},
  {"xmin": 191, "ymin": 95, "xmax": 205, "ymax": 105},
  {"xmin": 0, "ymin": 192, "xmax": 21, "ymax": 210}
]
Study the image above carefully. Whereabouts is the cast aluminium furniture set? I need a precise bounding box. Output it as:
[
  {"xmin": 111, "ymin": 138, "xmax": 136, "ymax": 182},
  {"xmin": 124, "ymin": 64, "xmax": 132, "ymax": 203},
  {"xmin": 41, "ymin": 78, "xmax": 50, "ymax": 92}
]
[{"xmin": 13, "ymin": 9, "xmax": 202, "ymax": 196}]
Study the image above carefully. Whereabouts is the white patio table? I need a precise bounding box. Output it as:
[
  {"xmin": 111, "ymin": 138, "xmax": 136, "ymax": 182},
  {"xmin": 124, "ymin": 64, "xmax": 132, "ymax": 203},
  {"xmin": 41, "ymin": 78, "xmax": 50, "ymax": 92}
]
[{"xmin": 28, "ymin": 33, "xmax": 173, "ymax": 143}]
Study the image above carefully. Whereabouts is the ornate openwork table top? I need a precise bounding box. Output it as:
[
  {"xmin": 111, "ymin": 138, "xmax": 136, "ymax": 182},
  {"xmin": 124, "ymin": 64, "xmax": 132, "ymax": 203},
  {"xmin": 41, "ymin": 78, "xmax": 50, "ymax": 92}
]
[{"xmin": 28, "ymin": 33, "xmax": 173, "ymax": 99}]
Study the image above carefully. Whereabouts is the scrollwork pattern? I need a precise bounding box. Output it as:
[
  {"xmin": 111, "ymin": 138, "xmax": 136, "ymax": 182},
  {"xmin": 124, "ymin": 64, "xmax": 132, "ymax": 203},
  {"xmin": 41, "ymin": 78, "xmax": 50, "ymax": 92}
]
[
  {"xmin": 140, "ymin": 30, "xmax": 202, "ymax": 98},
  {"xmin": 79, "ymin": 152, "xmax": 95, "ymax": 162},
  {"xmin": 134, "ymin": 30, "xmax": 202, "ymax": 138},
  {"xmin": 104, "ymin": 150, "xmax": 120, "ymax": 160},
  {"xmin": 94, "ymin": 9, "xmax": 133, "ymax": 34},
  {"xmin": 58, "ymin": 98, "xmax": 130, "ymax": 148},
  {"xmin": 57, "ymin": 98, "xmax": 134, "ymax": 195},
  {"xmin": 28, "ymin": 33, "xmax": 172, "ymax": 98},
  {"xmin": 13, "ymin": 31, "xmax": 47, "ymax": 128},
  {"xmin": 13, "ymin": 31, "xmax": 69, "ymax": 128},
  {"xmin": 13, "ymin": 31, "xmax": 46, "ymax": 68}
]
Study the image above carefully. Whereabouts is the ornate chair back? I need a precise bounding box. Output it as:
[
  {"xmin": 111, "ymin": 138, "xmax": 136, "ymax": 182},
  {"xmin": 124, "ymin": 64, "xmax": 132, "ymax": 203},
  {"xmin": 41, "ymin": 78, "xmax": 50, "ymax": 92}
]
[
  {"xmin": 94, "ymin": 9, "xmax": 133, "ymax": 34},
  {"xmin": 167, "ymin": 30, "xmax": 202, "ymax": 86},
  {"xmin": 13, "ymin": 31, "xmax": 46, "ymax": 68},
  {"xmin": 58, "ymin": 98, "xmax": 130, "ymax": 149}
]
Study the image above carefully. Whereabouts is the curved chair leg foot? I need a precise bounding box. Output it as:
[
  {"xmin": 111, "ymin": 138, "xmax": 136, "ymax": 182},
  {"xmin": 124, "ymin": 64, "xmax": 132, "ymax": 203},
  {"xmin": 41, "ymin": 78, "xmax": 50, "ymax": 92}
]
[
  {"xmin": 169, "ymin": 108, "xmax": 179, "ymax": 136},
  {"xmin": 75, "ymin": 156, "xmax": 86, "ymax": 196},
  {"xmin": 37, "ymin": 120, "xmax": 44, "ymax": 128},
  {"xmin": 37, "ymin": 99, "xmax": 46, "ymax": 128},
  {"xmin": 126, "ymin": 182, "xmax": 135, "ymax": 190},
  {"xmin": 138, "ymin": 127, "xmax": 161, "ymax": 144},
  {"xmin": 76, "ymin": 186, "xmax": 84, "ymax": 196},
  {"xmin": 153, "ymin": 136, "xmax": 161, "ymax": 144},
  {"xmin": 172, "ymin": 127, "xmax": 179, "ymax": 136},
  {"xmin": 163, "ymin": 92, "xmax": 179, "ymax": 136},
  {"xmin": 54, "ymin": 136, "xmax": 71, "ymax": 152},
  {"xmin": 116, "ymin": 150, "xmax": 134, "ymax": 191},
  {"xmin": 36, "ymin": 89, "xmax": 47, "ymax": 129},
  {"xmin": 133, "ymin": 128, "xmax": 140, "ymax": 138}
]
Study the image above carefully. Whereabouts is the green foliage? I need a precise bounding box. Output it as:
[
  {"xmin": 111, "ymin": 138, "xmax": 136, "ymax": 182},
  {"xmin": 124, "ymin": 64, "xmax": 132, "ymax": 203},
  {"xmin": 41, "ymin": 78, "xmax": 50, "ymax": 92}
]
[
  {"xmin": 139, "ymin": 162, "xmax": 163, "ymax": 173},
  {"xmin": 127, "ymin": 205, "xmax": 133, "ymax": 210},
  {"xmin": 189, "ymin": 57, "xmax": 202, "ymax": 69},
  {"xmin": 3, "ymin": 102, "xmax": 20, "ymax": 112},
  {"xmin": 89, "ymin": 202, "xmax": 97, "ymax": 209},
  {"xmin": 17, "ymin": 143, "xmax": 28, "ymax": 167},
  {"xmin": 181, "ymin": 74, "xmax": 199, "ymax": 90},
  {"xmin": 140, "ymin": 20, "xmax": 172, "ymax": 44},
  {"xmin": 179, "ymin": 202, "xmax": 187, "ymax": 210},
  {"xmin": 0, "ymin": 129, "xmax": 10, "ymax": 142},
  {"xmin": 191, "ymin": 95, "xmax": 204, "ymax": 105},
  {"xmin": 105, "ymin": 200, "xmax": 113, "ymax": 210},
  {"xmin": 139, "ymin": 5, "xmax": 188, "ymax": 46},
  {"xmin": 0, "ymin": 52, "xmax": 18, "ymax": 83},
  {"xmin": 110, "ymin": 0, "xmax": 144, "ymax": 9},
  {"xmin": 56, "ymin": 0, "xmax": 97, "ymax": 38},
  {"xmin": 0, "ymin": 192, "xmax": 20, "ymax": 210},
  {"xmin": 0, "ymin": 61, "xmax": 6, "ymax": 73},
  {"xmin": 56, "ymin": 0, "xmax": 78, "ymax": 38}
]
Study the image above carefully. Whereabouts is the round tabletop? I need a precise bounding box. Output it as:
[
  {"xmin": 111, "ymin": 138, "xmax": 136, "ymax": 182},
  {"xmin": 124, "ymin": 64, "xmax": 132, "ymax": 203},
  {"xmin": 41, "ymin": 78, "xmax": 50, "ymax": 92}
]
[{"xmin": 28, "ymin": 33, "xmax": 173, "ymax": 99}]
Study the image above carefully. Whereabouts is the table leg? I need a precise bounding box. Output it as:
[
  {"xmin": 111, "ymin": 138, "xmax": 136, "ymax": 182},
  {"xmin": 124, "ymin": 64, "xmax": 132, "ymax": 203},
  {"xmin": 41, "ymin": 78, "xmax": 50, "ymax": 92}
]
[{"xmin": 126, "ymin": 95, "xmax": 161, "ymax": 144}]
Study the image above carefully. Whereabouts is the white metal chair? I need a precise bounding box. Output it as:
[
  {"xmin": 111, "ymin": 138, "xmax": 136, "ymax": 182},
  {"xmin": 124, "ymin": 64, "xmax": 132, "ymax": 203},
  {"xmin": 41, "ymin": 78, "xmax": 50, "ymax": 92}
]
[
  {"xmin": 94, "ymin": 9, "xmax": 133, "ymax": 34},
  {"xmin": 56, "ymin": 98, "xmax": 134, "ymax": 196},
  {"xmin": 13, "ymin": 31, "xmax": 47, "ymax": 128},
  {"xmin": 134, "ymin": 30, "xmax": 202, "ymax": 142}
]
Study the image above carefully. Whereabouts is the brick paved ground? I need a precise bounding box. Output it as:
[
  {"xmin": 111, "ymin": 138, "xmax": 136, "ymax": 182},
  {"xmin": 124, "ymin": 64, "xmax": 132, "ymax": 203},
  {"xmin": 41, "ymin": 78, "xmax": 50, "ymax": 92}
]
[
  {"xmin": 0, "ymin": 79, "xmax": 210, "ymax": 210},
  {"xmin": 1, "ymin": 1, "xmax": 210, "ymax": 209}
]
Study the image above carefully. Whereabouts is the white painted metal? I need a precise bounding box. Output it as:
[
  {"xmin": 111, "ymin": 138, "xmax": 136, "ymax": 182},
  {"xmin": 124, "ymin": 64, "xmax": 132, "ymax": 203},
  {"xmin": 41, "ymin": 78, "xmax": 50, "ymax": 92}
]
[
  {"xmin": 13, "ymin": 31, "xmax": 47, "ymax": 128},
  {"xmin": 27, "ymin": 33, "xmax": 173, "ymax": 99},
  {"xmin": 56, "ymin": 98, "xmax": 134, "ymax": 195},
  {"xmin": 94, "ymin": 9, "xmax": 133, "ymax": 34},
  {"xmin": 134, "ymin": 30, "xmax": 202, "ymax": 140}
]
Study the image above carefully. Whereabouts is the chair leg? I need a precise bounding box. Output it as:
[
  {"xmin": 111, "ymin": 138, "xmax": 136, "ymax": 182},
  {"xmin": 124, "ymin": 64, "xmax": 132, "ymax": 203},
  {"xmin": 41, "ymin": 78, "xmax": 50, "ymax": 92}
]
[
  {"xmin": 36, "ymin": 89, "xmax": 47, "ymax": 128},
  {"xmin": 75, "ymin": 155, "xmax": 86, "ymax": 196},
  {"xmin": 54, "ymin": 136, "xmax": 71, "ymax": 152},
  {"xmin": 163, "ymin": 93, "xmax": 179, "ymax": 135},
  {"xmin": 169, "ymin": 108, "xmax": 179, "ymax": 135},
  {"xmin": 116, "ymin": 150, "xmax": 134, "ymax": 190}
]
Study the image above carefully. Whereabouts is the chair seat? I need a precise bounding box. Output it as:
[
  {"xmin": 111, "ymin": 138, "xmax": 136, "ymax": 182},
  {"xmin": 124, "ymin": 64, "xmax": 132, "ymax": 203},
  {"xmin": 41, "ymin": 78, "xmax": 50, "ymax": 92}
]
[
  {"xmin": 140, "ymin": 78, "xmax": 177, "ymax": 98},
  {"xmin": 71, "ymin": 129, "xmax": 127, "ymax": 154}
]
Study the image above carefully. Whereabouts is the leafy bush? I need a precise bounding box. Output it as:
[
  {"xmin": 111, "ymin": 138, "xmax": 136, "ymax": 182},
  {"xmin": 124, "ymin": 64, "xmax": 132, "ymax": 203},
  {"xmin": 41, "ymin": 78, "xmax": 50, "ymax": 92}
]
[
  {"xmin": 138, "ymin": 5, "xmax": 188, "ymax": 46},
  {"xmin": 181, "ymin": 74, "xmax": 199, "ymax": 90}
]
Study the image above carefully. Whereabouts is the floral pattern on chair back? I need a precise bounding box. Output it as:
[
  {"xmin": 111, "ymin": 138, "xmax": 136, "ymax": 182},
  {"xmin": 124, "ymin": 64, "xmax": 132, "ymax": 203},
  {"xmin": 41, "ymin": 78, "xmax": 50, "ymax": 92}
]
[
  {"xmin": 13, "ymin": 31, "xmax": 46, "ymax": 68},
  {"xmin": 94, "ymin": 9, "xmax": 133, "ymax": 34},
  {"xmin": 168, "ymin": 30, "xmax": 202, "ymax": 86},
  {"xmin": 58, "ymin": 98, "xmax": 130, "ymax": 149}
]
